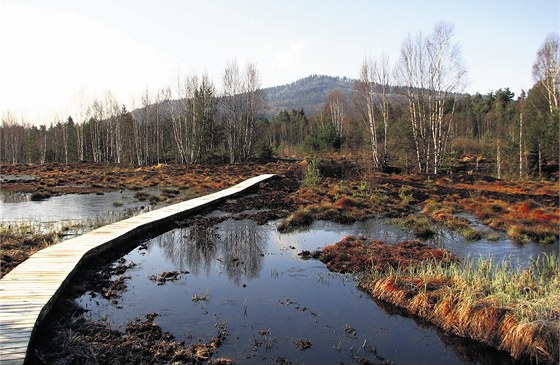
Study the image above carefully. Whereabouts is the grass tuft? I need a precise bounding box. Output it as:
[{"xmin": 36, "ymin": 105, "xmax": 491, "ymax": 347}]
[{"xmin": 277, "ymin": 207, "xmax": 314, "ymax": 233}]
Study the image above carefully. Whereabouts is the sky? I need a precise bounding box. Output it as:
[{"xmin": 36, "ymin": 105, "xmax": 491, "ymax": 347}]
[{"xmin": 1, "ymin": 0, "xmax": 558, "ymax": 125}]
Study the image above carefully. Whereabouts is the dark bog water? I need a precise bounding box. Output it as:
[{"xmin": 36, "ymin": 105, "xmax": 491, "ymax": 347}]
[{"xmin": 69, "ymin": 215, "xmax": 556, "ymax": 364}]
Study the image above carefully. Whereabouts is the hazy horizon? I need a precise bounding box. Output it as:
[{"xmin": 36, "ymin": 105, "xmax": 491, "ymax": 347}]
[{"xmin": 1, "ymin": 0, "xmax": 558, "ymax": 124}]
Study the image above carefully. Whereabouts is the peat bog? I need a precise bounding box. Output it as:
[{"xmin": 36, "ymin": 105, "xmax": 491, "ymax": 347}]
[{"xmin": 2, "ymin": 159, "xmax": 559, "ymax": 364}]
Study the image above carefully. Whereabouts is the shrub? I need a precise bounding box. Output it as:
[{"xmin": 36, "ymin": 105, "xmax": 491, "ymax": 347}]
[
  {"xmin": 352, "ymin": 182, "xmax": 370, "ymax": 200},
  {"xmin": 161, "ymin": 188, "xmax": 180, "ymax": 197},
  {"xmin": 398, "ymin": 185, "xmax": 414, "ymax": 207},
  {"xmin": 255, "ymin": 142, "xmax": 275, "ymax": 162},
  {"xmin": 487, "ymin": 232, "xmax": 500, "ymax": 241},
  {"xmin": 413, "ymin": 222, "xmax": 436, "ymax": 238},
  {"xmin": 149, "ymin": 195, "xmax": 163, "ymax": 205},
  {"xmin": 371, "ymin": 190, "xmax": 390, "ymax": 205},
  {"xmin": 303, "ymin": 158, "xmax": 323, "ymax": 188}
]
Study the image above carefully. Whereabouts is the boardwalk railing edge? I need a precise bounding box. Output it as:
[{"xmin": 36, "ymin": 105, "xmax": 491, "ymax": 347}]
[{"xmin": 0, "ymin": 173, "xmax": 276, "ymax": 364}]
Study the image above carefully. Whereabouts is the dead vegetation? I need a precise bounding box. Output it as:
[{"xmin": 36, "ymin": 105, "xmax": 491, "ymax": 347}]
[
  {"xmin": 0, "ymin": 161, "xmax": 298, "ymax": 198},
  {"xmin": 277, "ymin": 157, "xmax": 559, "ymax": 245},
  {"xmin": 31, "ymin": 313, "xmax": 231, "ymax": 364},
  {"xmin": 147, "ymin": 270, "xmax": 188, "ymax": 285},
  {"xmin": 1, "ymin": 224, "xmax": 59, "ymax": 277}
]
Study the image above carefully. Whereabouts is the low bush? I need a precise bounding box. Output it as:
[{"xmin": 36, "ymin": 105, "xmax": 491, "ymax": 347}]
[{"xmin": 302, "ymin": 158, "xmax": 323, "ymax": 188}]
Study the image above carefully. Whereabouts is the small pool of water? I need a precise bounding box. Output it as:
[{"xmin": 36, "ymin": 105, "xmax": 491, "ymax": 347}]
[
  {"xmin": 0, "ymin": 174, "xmax": 36, "ymax": 183},
  {"xmin": 71, "ymin": 217, "xmax": 545, "ymax": 364},
  {"xmin": 427, "ymin": 213, "xmax": 558, "ymax": 264},
  {"xmin": 0, "ymin": 189, "xmax": 159, "ymax": 223}
]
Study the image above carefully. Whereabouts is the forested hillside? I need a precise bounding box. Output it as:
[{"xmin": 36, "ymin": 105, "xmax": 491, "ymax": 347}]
[{"xmin": 262, "ymin": 75, "xmax": 355, "ymax": 117}]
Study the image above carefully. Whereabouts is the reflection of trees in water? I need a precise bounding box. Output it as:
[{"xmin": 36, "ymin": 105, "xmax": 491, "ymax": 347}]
[
  {"xmin": 185, "ymin": 225, "xmax": 221, "ymax": 275},
  {"xmin": 148, "ymin": 229, "xmax": 187, "ymax": 272},
  {"xmin": 220, "ymin": 221, "xmax": 267, "ymax": 285},
  {"xmin": 152, "ymin": 226, "xmax": 219, "ymax": 275},
  {"xmin": 153, "ymin": 221, "xmax": 267, "ymax": 283}
]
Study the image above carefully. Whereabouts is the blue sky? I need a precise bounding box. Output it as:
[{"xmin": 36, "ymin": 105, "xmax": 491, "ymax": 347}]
[{"xmin": 1, "ymin": 0, "xmax": 558, "ymax": 124}]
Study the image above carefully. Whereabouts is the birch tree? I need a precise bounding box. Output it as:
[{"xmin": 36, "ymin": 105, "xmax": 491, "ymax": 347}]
[
  {"xmin": 357, "ymin": 60, "xmax": 381, "ymax": 169},
  {"xmin": 105, "ymin": 92, "xmax": 121, "ymax": 163},
  {"xmin": 525, "ymin": 34, "xmax": 560, "ymax": 176},
  {"xmin": 375, "ymin": 55, "xmax": 391, "ymax": 169},
  {"xmin": 90, "ymin": 99, "xmax": 104, "ymax": 163},
  {"xmin": 325, "ymin": 89, "xmax": 347, "ymax": 136},
  {"xmin": 395, "ymin": 22, "xmax": 466, "ymax": 174},
  {"xmin": 532, "ymin": 33, "xmax": 559, "ymax": 114},
  {"xmin": 355, "ymin": 55, "xmax": 392, "ymax": 171},
  {"xmin": 153, "ymin": 89, "xmax": 164, "ymax": 164},
  {"xmin": 1, "ymin": 113, "xmax": 22, "ymax": 164},
  {"xmin": 167, "ymin": 84, "xmax": 186, "ymax": 163},
  {"xmin": 243, "ymin": 63, "xmax": 264, "ymax": 161},
  {"xmin": 221, "ymin": 60, "xmax": 265, "ymax": 163},
  {"xmin": 222, "ymin": 59, "xmax": 244, "ymax": 163}
]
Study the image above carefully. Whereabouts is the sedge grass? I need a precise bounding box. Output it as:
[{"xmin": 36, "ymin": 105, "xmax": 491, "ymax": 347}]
[{"xmin": 360, "ymin": 253, "xmax": 559, "ymax": 363}]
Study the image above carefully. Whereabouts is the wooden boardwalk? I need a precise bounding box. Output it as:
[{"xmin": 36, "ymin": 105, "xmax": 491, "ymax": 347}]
[{"xmin": 0, "ymin": 174, "xmax": 275, "ymax": 364}]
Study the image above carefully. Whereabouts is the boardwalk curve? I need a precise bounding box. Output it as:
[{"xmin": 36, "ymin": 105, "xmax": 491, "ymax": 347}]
[{"xmin": 0, "ymin": 174, "xmax": 276, "ymax": 364}]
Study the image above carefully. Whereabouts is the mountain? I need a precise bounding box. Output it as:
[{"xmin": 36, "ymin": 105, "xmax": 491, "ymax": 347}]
[
  {"xmin": 262, "ymin": 75, "xmax": 355, "ymax": 118},
  {"xmin": 131, "ymin": 74, "xmax": 405, "ymax": 121}
]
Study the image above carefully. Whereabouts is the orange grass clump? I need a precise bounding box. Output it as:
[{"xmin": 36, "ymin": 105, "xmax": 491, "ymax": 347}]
[
  {"xmin": 319, "ymin": 236, "xmax": 455, "ymax": 274},
  {"xmin": 363, "ymin": 272, "xmax": 559, "ymax": 363},
  {"xmin": 333, "ymin": 195, "xmax": 361, "ymax": 209}
]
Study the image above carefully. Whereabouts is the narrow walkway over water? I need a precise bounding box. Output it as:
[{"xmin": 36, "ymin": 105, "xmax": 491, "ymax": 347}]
[{"xmin": 0, "ymin": 174, "xmax": 275, "ymax": 364}]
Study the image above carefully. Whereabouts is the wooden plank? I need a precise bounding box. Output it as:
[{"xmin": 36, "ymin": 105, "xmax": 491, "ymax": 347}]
[{"xmin": 0, "ymin": 334, "xmax": 33, "ymax": 341}]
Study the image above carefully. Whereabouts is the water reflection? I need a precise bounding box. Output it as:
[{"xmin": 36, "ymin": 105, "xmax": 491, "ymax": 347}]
[
  {"xmin": 72, "ymin": 218, "xmax": 552, "ymax": 364},
  {"xmin": 373, "ymin": 297, "xmax": 515, "ymax": 364},
  {"xmin": 0, "ymin": 191, "xmax": 31, "ymax": 203},
  {"xmin": 220, "ymin": 222, "xmax": 267, "ymax": 283},
  {"xmin": 152, "ymin": 220, "xmax": 267, "ymax": 284},
  {"xmin": 185, "ymin": 225, "xmax": 221, "ymax": 275},
  {"xmin": 0, "ymin": 189, "xmax": 157, "ymax": 222}
]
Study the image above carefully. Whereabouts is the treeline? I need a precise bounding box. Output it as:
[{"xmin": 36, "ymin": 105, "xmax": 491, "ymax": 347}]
[
  {"xmin": 1, "ymin": 60, "xmax": 264, "ymax": 166},
  {"xmin": 260, "ymin": 28, "xmax": 558, "ymax": 178},
  {"xmin": 1, "ymin": 27, "xmax": 558, "ymax": 179}
]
